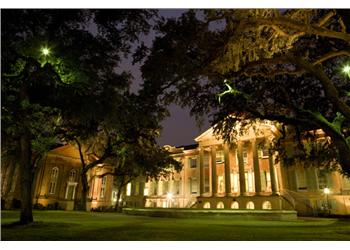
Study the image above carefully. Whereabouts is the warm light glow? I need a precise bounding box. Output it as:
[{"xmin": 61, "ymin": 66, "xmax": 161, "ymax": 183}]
[
  {"xmin": 324, "ymin": 187, "xmax": 330, "ymax": 194},
  {"xmin": 41, "ymin": 47, "xmax": 50, "ymax": 56},
  {"xmin": 166, "ymin": 192, "xmax": 173, "ymax": 200},
  {"xmin": 126, "ymin": 183, "xmax": 131, "ymax": 196},
  {"xmin": 343, "ymin": 65, "xmax": 350, "ymax": 78},
  {"xmin": 343, "ymin": 65, "xmax": 350, "ymax": 73}
]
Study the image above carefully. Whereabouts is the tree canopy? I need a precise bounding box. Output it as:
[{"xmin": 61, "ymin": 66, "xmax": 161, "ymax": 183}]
[
  {"xmin": 141, "ymin": 9, "xmax": 350, "ymax": 175},
  {"xmin": 1, "ymin": 9, "xmax": 177, "ymax": 222}
]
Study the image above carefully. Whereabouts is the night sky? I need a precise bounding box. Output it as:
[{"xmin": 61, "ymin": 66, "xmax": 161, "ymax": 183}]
[{"xmin": 123, "ymin": 9, "xmax": 211, "ymax": 147}]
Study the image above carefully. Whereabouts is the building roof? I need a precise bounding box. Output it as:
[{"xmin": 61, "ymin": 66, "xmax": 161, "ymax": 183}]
[
  {"xmin": 49, "ymin": 144, "xmax": 81, "ymax": 160},
  {"xmin": 177, "ymin": 143, "xmax": 198, "ymax": 150}
]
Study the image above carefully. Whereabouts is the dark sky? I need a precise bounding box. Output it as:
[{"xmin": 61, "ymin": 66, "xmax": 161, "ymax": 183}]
[{"xmin": 122, "ymin": 9, "xmax": 211, "ymax": 147}]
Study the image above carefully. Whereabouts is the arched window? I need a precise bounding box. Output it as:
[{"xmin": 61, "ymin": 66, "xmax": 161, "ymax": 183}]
[
  {"xmin": 49, "ymin": 167, "xmax": 59, "ymax": 194},
  {"xmin": 68, "ymin": 169, "xmax": 76, "ymax": 182},
  {"xmin": 216, "ymin": 201, "xmax": 225, "ymax": 209},
  {"xmin": 203, "ymin": 202, "xmax": 211, "ymax": 209},
  {"xmin": 262, "ymin": 201, "xmax": 272, "ymax": 210},
  {"xmin": 231, "ymin": 201, "xmax": 239, "ymax": 209},
  {"xmin": 246, "ymin": 201, "xmax": 255, "ymax": 210}
]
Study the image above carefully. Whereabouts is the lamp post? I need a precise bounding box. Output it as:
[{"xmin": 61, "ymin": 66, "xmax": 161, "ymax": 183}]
[
  {"xmin": 41, "ymin": 47, "xmax": 50, "ymax": 56},
  {"xmin": 323, "ymin": 187, "xmax": 330, "ymax": 215},
  {"xmin": 343, "ymin": 65, "xmax": 350, "ymax": 78}
]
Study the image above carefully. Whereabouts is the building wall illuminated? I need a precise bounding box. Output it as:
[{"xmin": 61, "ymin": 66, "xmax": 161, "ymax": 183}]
[{"xmin": 2, "ymin": 120, "xmax": 350, "ymax": 215}]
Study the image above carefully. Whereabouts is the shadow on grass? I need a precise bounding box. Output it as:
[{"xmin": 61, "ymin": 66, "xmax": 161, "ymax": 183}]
[{"xmin": 2, "ymin": 221, "xmax": 77, "ymax": 229}]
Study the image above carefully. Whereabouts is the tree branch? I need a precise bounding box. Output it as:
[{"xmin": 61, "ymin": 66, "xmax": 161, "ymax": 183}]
[
  {"xmin": 74, "ymin": 138, "xmax": 86, "ymax": 169},
  {"xmin": 317, "ymin": 10, "xmax": 336, "ymax": 27},
  {"xmin": 287, "ymin": 55, "xmax": 350, "ymax": 120},
  {"xmin": 312, "ymin": 50, "xmax": 350, "ymax": 65},
  {"xmin": 237, "ymin": 16, "xmax": 350, "ymax": 42}
]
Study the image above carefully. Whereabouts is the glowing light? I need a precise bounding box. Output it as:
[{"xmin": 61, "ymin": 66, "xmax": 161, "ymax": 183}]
[
  {"xmin": 323, "ymin": 187, "xmax": 330, "ymax": 194},
  {"xmin": 343, "ymin": 65, "xmax": 350, "ymax": 78},
  {"xmin": 343, "ymin": 65, "xmax": 350, "ymax": 73},
  {"xmin": 41, "ymin": 47, "xmax": 50, "ymax": 56},
  {"xmin": 166, "ymin": 192, "xmax": 173, "ymax": 200}
]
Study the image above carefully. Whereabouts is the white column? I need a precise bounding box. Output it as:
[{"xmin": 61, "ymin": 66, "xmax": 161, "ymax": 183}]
[
  {"xmin": 224, "ymin": 144, "xmax": 231, "ymax": 195},
  {"xmin": 211, "ymin": 146, "xmax": 217, "ymax": 196},
  {"xmin": 199, "ymin": 147, "xmax": 205, "ymax": 195},
  {"xmin": 237, "ymin": 141, "xmax": 246, "ymax": 195},
  {"xmin": 268, "ymin": 150, "xmax": 278, "ymax": 194},
  {"xmin": 252, "ymin": 139, "xmax": 262, "ymax": 194}
]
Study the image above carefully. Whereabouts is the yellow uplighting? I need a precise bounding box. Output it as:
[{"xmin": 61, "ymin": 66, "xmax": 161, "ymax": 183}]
[
  {"xmin": 323, "ymin": 187, "xmax": 330, "ymax": 194},
  {"xmin": 166, "ymin": 192, "xmax": 173, "ymax": 200}
]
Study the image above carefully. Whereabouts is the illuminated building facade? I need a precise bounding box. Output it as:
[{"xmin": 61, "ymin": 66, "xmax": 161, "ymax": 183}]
[
  {"xmin": 2, "ymin": 120, "xmax": 350, "ymax": 215},
  {"xmin": 1, "ymin": 145, "xmax": 115, "ymax": 211},
  {"xmin": 126, "ymin": 121, "xmax": 350, "ymax": 215}
]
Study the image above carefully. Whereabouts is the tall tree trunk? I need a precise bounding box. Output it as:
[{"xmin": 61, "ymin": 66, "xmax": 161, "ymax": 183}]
[
  {"xmin": 79, "ymin": 170, "xmax": 89, "ymax": 211},
  {"xmin": 114, "ymin": 186, "xmax": 123, "ymax": 212},
  {"xmin": 19, "ymin": 133, "xmax": 33, "ymax": 224}
]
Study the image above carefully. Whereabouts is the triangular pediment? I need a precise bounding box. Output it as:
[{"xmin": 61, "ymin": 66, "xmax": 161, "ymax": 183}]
[
  {"xmin": 194, "ymin": 127, "xmax": 223, "ymax": 143},
  {"xmin": 194, "ymin": 120, "xmax": 280, "ymax": 144},
  {"xmin": 49, "ymin": 144, "xmax": 80, "ymax": 159}
]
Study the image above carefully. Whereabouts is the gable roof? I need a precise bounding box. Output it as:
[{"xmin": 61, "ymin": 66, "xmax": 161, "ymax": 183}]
[
  {"xmin": 49, "ymin": 144, "xmax": 81, "ymax": 160},
  {"xmin": 194, "ymin": 127, "xmax": 220, "ymax": 142}
]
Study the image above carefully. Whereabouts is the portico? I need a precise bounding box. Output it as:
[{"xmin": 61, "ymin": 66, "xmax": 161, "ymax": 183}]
[{"xmin": 195, "ymin": 126, "xmax": 279, "ymax": 201}]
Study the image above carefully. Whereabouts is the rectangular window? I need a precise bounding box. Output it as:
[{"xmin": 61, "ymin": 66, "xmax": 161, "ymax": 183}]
[
  {"xmin": 216, "ymin": 150, "xmax": 224, "ymax": 163},
  {"xmin": 243, "ymin": 148, "xmax": 248, "ymax": 165},
  {"xmin": 134, "ymin": 182, "xmax": 139, "ymax": 196},
  {"xmin": 245, "ymin": 171, "xmax": 255, "ymax": 192},
  {"xmin": 204, "ymin": 152, "xmax": 210, "ymax": 167},
  {"xmin": 296, "ymin": 169, "xmax": 307, "ymax": 190},
  {"xmin": 153, "ymin": 182, "xmax": 158, "ymax": 195},
  {"xmin": 189, "ymin": 157, "xmax": 197, "ymax": 168},
  {"xmin": 162, "ymin": 181, "xmax": 168, "ymax": 195},
  {"xmin": 258, "ymin": 148, "xmax": 269, "ymax": 158},
  {"xmin": 218, "ymin": 175, "xmax": 225, "ymax": 193},
  {"xmin": 204, "ymin": 178, "xmax": 210, "ymax": 193},
  {"xmin": 126, "ymin": 182, "xmax": 131, "ymax": 196},
  {"xmin": 112, "ymin": 191, "xmax": 117, "ymax": 199},
  {"xmin": 100, "ymin": 176, "xmax": 107, "ymax": 198},
  {"xmin": 343, "ymin": 176, "xmax": 350, "ymax": 190},
  {"xmin": 174, "ymin": 180, "xmax": 180, "ymax": 195},
  {"xmin": 190, "ymin": 178, "xmax": 198, "ymax": 194},
  {"xmin": 318, "ymin": 170, "xmax": 328, "ymax": 190},
  {"xmin": 49, "ymin": 182, "xmax": 56, "ymax": 194},
  {"xmin": 231, "ymin": 172, "xmax": 239, "ymax": 193},
  {"xmin": 143, "ymin": 185, "xmax": 149, "ymax": 196}
]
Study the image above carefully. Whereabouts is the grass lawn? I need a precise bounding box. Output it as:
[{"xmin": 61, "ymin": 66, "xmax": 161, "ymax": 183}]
[{"xmin": 1, "ymin": 210, "xmax": 350, "ymax": 240}]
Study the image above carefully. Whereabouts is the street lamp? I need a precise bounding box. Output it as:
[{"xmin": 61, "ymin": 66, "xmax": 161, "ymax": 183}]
[
  {"xmin": 323, "ymin": 187, "xmax": 330, "ymax": 215},
  {"xmin": 343, "ymin": 65, "xmax": 350, "ymax": 78},
  {"xmin": 41, "ymin": 47, "xmax": 50, "ymax": 56}
]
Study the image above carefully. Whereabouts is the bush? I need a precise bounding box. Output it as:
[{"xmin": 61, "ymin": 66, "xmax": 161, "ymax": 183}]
[
  {"xmin": 46, "ymin": 202, "xmax": 63, "ymax": 210},
  {"xmin": 91, "ymin": 206, "xmax": 115, "ymax": 212},
  {"xmin": 33, "ymin": 203, "xmax": 46, "ymax": 210}
]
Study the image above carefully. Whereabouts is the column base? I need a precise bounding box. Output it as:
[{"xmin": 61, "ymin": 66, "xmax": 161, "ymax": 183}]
[{"xmin": 239, "ymin": 192, "xmax": 250, "ymax": 196}]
